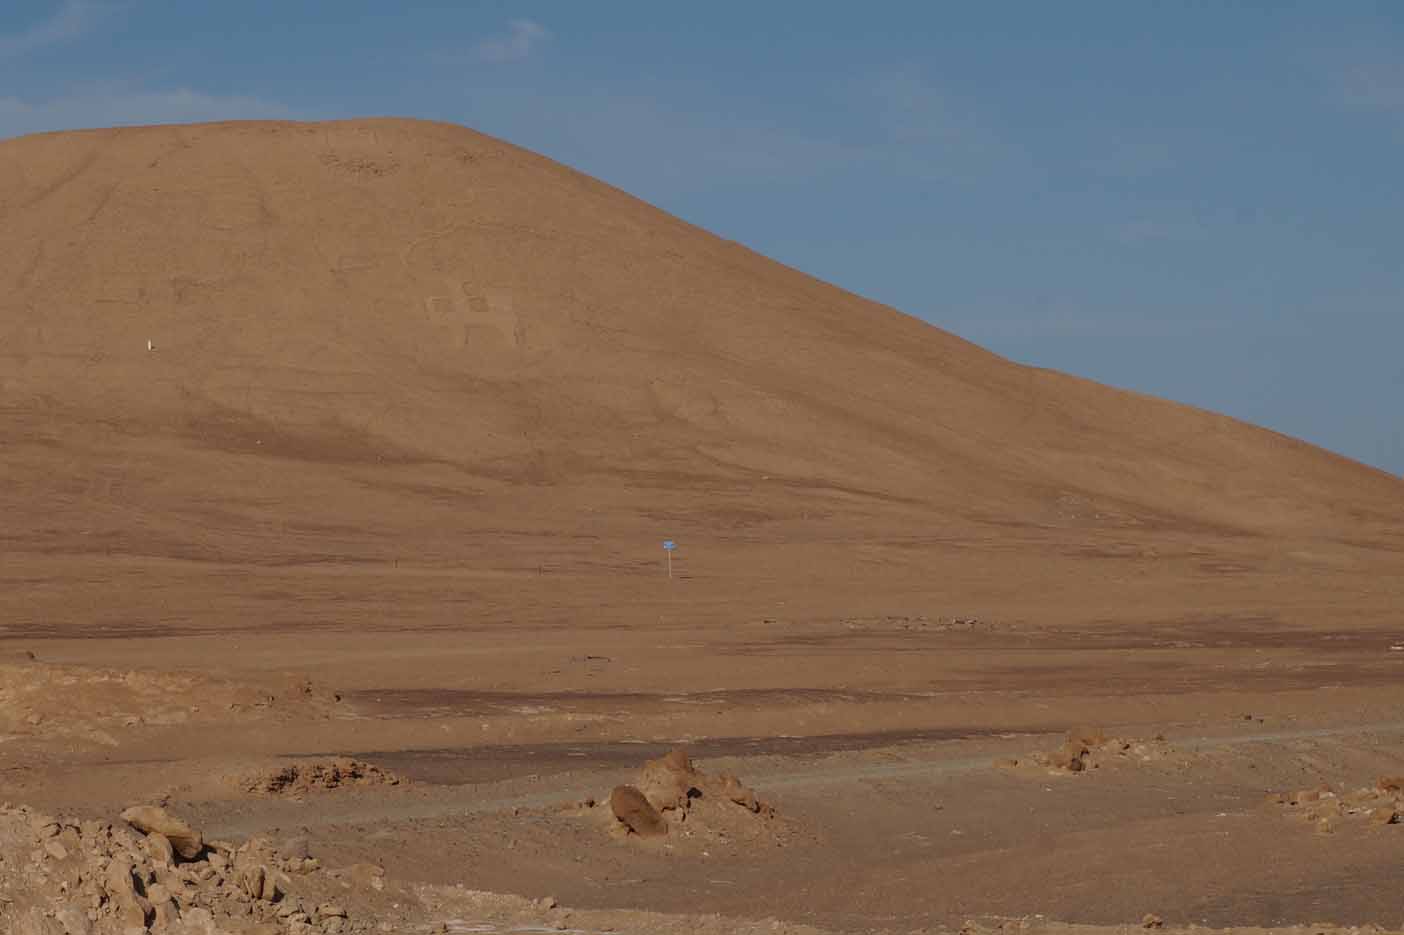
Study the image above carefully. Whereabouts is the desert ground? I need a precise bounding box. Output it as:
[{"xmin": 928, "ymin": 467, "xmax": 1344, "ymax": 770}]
[{"xmin": 1, "ymin": 119, "xmax": 1402, "ymax": 934}]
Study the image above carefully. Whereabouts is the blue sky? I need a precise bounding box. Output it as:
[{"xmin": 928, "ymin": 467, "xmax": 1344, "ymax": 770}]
[{"xmin": 3, "ymin": 2, "xmax": 1401, "ymax": 473}]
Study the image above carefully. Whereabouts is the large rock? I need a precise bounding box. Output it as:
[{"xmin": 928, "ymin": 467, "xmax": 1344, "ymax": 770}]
[
  {"xmin": 636, "ymin": 749, "xmax": 699, "ymax": 812},
  {"xmin": 103, "ymin": 858, "xmax": 152, "ymax": 928},
  {"xmin": 609, "ymin": 784, "xmax": 667, "ymax": 837},
  {"xmin": 120, "ymin": 805, "xmax": 203, "ymax": 860}
]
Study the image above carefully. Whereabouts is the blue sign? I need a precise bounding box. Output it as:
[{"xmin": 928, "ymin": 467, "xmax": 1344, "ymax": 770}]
[{"xmin": 662, "ymin": 540, "xmax": 676, "ymax": 551}]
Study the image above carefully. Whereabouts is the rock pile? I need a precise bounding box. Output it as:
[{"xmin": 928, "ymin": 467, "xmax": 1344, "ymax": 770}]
[
  {"xmin": 1006, "ymin": 728, "xmax": 1175, "ymax": 775},
  {"xmin": 1266, "ymin": 776, "xmax": 1403, "ymax": 833},
  {"xmin": 0, "ymin": 802, "xmax": 411, "ymax": 934},
  {"xmin": 607, "ymin": 749, "xmax": 771, "ymax": 839},
  {"xmin": 240, "ymin": 759, "xmax": 400, "ymax": 797}
]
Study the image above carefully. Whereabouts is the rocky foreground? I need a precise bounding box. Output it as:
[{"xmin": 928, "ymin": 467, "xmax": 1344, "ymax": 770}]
[
  {"xmin": 0, "ymin": 750, "xmax": 782, "ymax": 934},
  {"xmin": 4, "ymin": 745, "xmax": 1402, "ymax": 935},
  {"xmin": 0, "ymin": 800, "xmax": 420, "ymax": 934}
]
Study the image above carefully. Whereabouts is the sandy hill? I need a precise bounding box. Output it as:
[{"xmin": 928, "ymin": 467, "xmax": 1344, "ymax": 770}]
[{"xmin": 0, "ymin": 118, "xmax": 1399, "ymax": 636}]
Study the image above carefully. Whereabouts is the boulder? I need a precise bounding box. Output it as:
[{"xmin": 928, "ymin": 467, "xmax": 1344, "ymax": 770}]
[
  {"xmin": 120, "ymin": 805, "xmax": 203, "ymax": 860},
  {"xmin": 609, "ymin": 784, "xmax": 667, "ymax": 837},
  {"xmin": 636, "ymin": 749, "xmax": 698, "ymax": 812}
]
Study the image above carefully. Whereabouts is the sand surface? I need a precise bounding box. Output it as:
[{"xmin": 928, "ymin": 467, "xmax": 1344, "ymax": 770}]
[{"xmin": 1, "ymin": 118, "xmax": 1402, "ymax": 934}]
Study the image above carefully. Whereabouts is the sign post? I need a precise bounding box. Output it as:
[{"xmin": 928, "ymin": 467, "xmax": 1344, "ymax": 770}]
[{"xmin": 662, "ymin": 539, "xmax": 676, "ymax": 578}]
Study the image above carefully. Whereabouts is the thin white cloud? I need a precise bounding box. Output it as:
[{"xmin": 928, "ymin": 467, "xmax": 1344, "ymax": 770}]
[
  {"xmin": 0, "ymin": 85, "xmax": 293, "ymax": 141},
  {"xmin": 470, "ymin": 19, "xmax": 548, "ymax": 64},
  {"xmin": 0, "ymin": 0, "xmax": 107, "ymax": 60}
]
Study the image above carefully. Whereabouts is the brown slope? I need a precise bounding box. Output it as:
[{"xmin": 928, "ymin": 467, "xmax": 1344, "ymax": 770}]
[{"xmin": 0, "ymin": 118, "xmax": 1399, "ymax": 636}]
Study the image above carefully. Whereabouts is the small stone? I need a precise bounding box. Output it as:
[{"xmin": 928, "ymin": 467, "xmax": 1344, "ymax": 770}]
[
  {"xmin": 151, "ymin": 895, "xmax": 180, "ymax": 929},
  {"xmin": 55, "ymin": 907, "xmax": 92, "ymax": 935},
  {"xmin": 144, "ymin": 832, "xmax": 175, "ymax": 866},
  {"xmin": 1369, "ymin": 806, "xmax": 1399, "ymax": 825},
  {"xmin": 103, "ymin": 859, "xmax": 151, "ymax": 928},
  {"xmin": 260, "ymin": 868, "xmax": 279, "ymax": 901},
  {"xmin": 240, "ymin": 864, "xmax": 266, "ymax": 899},
  {"xmin": 1142, "ymin": 914, "xmax": 1164, "ymax": 929},
  {"xmin": 180, "ymin": 908, "xmax": 218, "ymax": 935},
  {"xmin": 44, "ymin": 840, "xmax": 69, "ymax": 861},
  {"xmin": 718, "ymin": 773, "xmax": 761, "ymax": 812},
  {"xmin": 538, "ymin": 896, "xmax": 558, "ymax": 910}
]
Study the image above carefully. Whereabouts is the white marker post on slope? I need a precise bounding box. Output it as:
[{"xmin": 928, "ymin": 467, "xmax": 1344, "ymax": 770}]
[{"xmin": 663, "ymin": 539, "xmax": 676, "ymax": 578}]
